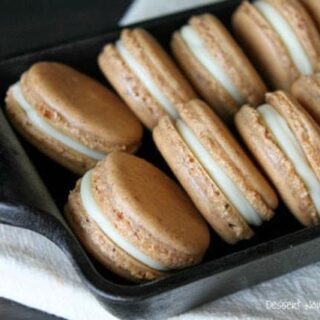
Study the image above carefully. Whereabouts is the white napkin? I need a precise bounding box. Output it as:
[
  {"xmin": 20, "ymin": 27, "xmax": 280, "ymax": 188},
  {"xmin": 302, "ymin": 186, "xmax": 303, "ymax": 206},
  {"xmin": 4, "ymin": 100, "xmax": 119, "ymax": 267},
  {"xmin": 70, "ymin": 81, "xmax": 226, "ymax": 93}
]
[
  {"xmin": 1, "ymin": 1, "xmax": 320, "ymax": 319},
  {"xmin": 118, "ymin": 0, "xmax": 224, "ymax": 25},
  {"xmin": 2, "ymin": 222, "xmax": 320, "ymax": 320}
]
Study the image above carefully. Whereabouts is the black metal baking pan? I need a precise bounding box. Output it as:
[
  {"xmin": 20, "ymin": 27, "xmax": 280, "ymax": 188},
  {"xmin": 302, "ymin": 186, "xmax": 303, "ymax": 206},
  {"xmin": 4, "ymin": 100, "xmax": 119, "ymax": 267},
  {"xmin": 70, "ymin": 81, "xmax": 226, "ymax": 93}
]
[{"xmin": 1, "ymin": 0, "xmax": 320, "ymax": 319}]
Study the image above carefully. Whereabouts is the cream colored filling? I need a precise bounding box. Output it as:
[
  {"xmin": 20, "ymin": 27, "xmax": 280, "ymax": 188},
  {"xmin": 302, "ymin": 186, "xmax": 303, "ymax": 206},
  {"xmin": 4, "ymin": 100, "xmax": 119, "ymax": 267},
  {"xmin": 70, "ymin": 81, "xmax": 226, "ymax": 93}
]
[
  {"xmin": 258, "ymin": 104, "xmax": 320, "ymax": 214},
  {"xmin": 116, "ymin": 40, "xmax": 178, "ymax": 119},
  {"xmin": 80, "ymin": 170, "xmax": 168, "ymax": 271},
  {"xmin": 254, "ymin": 0, "xmax": 313, "ymax": 75},
  {"xmin": 12, "ymin": 83, "xmax": 105, "ymax": 160},
  {"xmin": 176, "ymin": 119, "xmax": 262, "ymax": 226},
  {"xmin": 180, "ymin": 25, "xmax": 245, "ymax": 106}
]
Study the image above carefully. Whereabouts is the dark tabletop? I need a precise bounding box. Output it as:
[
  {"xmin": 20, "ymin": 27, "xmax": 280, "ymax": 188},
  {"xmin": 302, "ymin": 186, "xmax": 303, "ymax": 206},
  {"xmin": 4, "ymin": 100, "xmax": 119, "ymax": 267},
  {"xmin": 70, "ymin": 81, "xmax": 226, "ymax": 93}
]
[{"xmin": 0, "ymin": 1, "xmax": 131, "ymax": 319}]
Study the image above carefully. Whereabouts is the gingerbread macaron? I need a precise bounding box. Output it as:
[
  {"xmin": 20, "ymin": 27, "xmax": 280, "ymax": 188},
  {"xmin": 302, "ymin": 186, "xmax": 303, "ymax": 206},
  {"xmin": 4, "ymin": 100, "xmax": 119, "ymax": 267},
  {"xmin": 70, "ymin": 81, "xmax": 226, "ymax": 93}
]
[
  {"xmin": 65, "ymin": 152, "xmax": 210, "ymax": 282},
  {"xmin": 5, "ymin": 62, "xmax": 143, "ymax": 174},
  {"xmin": 171, "ymin": 13, "xmax": 267, "ymax": 122},
  {"xmin": 153, "ymin": 99, "xmax": 278, "ymax": 244},
  {"xmin": 232, "ymin": 0, "xmax": 320, "ymax": 90},
  {"xmin": 291, "ymin": 73, "xmax": 320, "ymax": 124},
  {"xmin": 98, "ymin": 28, "xmax": 197, "ymax": 129},
  {"xmin": 236, "ymin": 91, "xmax": 320, "ymax": 226}
]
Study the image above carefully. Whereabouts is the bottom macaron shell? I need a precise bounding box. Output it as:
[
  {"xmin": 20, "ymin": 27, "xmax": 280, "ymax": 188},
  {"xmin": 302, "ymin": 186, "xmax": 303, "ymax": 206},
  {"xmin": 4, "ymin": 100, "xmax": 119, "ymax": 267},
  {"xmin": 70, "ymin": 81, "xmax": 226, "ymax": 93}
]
[
  {"xmin": 6, "ymin": 93, "xmax": 96, "ymax": 174},
  {"xmin": 235, "ymin": 105, "xmax": 318, "ymax": 226},
  {"xmin": 153, "ymin": 116, "xmax": 254, "ymax": 244},
  {"xmin": 65, "ymin": 181, "xmax": 163, "ymax": 282}
]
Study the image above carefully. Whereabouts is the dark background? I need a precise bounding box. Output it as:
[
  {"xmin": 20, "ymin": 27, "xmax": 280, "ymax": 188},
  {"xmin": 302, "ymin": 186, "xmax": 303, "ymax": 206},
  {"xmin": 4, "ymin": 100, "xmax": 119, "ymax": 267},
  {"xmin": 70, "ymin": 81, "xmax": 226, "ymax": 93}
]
[
  {"xmin": 0, "ymin": 0, "xmax": 131, "ymax": 59},
  {"xmin": 0, "ymin": 1, "xmax": 131, "ymax": 319}
]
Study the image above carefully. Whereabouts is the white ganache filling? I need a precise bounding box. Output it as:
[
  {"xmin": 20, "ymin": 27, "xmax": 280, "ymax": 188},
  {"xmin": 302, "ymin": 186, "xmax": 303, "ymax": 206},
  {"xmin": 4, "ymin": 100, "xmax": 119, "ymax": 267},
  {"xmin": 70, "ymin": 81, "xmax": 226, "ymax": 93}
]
[
  {"xmin": 116, "ymin": 40, "xmax": 178, "ymax": 119},
  {"xmin": 176, "ymin": 119, "xmax": 262, "ymax": 226},
  {"xmin": 12, "ymin": 83, "xmax": 105, "ymax": 160},
  {"xmin": 254, "ymin": 0, "xmax": 313, "ymax": 76},
  {"xmin": 258, "ymin": 104, "xmax": 320, "ymax": 215},
  {"xmin": 180, "ymin": 25, "xmax": 245, "ymax": 106},
  {"xmin": 80, "ymin": 170, "xmax": 168, "ymax": 271}
]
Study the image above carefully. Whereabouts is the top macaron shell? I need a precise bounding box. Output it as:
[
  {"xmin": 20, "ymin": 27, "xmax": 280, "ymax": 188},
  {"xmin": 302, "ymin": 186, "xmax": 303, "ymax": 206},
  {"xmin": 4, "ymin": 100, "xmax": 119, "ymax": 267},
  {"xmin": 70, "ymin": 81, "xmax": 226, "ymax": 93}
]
[
  {"xmin": 232, "ymin": 0, "xmax": 320, "ymax": 90},
  {"xmin": 171, "ymin": 14, "xmax": 267, "ymax": 122},
  {"xmin": 98, "ymin": 28, "xmax": 197, "ymax": 129},
  {"xmin": 66, "ymin": 152, "xmax": 210, "ymax": 281},
  {"xmin": 153, "ymin": 100, "xmax": 278, "ymax": 244},
  {"xmin": 6, "ymin": 62, "xmax": 143, "ymax": 174},
  {"xmin": 235, "ymin": 91, "xmax": 320, "ymax": 226}
]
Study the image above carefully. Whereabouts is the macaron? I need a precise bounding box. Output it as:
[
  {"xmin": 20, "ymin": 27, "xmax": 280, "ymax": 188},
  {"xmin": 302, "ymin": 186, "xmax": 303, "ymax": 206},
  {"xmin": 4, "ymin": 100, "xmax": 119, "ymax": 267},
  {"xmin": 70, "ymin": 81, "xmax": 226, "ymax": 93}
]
[
  {"xmin": 98, "ymin": 28, "xmax": 197, "ymax": 129},
  {"xmin": 65, "ymin": 152, "xmax": 210, "ymax": 282},
  {"xmin": 235, "ymin": 91, "xmax": 320, "ymax": 226},
  {"xmin": 153, "ymin": 99, "xmax": 278, "ymax": 244},
  {"xmin": 171, "ymin": 13, "xmax": 267, "ymax": 122},
  {"xmin": 291, "ymin": 74, "xmax": 320, "ymax": 124},
  {"xmin": 5, "ymin": 62, "xmax": 143, "ymax": 174},
  {"xmin": 232, "ymin": 0, "xmax": 320, "ymax": 90},
  {"xmin": 300, "ymin": 0, "xmax": 320, "ymax": 30}
]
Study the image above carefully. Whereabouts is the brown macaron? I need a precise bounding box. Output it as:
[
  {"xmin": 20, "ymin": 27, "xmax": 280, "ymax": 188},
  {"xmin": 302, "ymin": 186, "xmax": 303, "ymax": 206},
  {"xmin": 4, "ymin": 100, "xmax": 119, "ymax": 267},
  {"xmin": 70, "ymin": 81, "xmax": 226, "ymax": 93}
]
[
  {"xmin": 5, "ymin": 62, "xmax": 143, "ymax": 174},
  {"xmin": 291, "ymin": 73, "xmax": 320, "ymax": 124},
  {"xmin": 232, "ymin": 0, "xmax": 320, "ymax": 90},
  {"xmin": 300, "ymin": 0, "xmax": 320, "ymax": 31},
  {"xmin": 153, "ymin": 99, "xmax": 277, "ymax": 244},
  {"xmin": 235, "ymin": 91, "xmax": 320, "ymax": 226},
  {"xmin": 98, "ymin": 28, "xmax": 197, "ymax": 129},
  {"xmin": 171, "ymin": 13, "xmax": 267, "ymax": 122},
  {"xmin": 65, "ymin": 152, "xmax": 210, "ymax": 282}
]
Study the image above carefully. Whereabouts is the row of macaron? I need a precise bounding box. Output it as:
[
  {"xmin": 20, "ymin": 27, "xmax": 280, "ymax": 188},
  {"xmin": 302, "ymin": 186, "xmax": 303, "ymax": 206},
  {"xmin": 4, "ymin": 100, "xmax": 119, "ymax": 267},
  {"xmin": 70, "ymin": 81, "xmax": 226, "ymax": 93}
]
[
  {"xmin": 5, "ymin": 0, "xmax": 320, "ymax": 281},
  {"xmin": 97, "ymin": 0, "xmax": 320, "ymax": 128}
]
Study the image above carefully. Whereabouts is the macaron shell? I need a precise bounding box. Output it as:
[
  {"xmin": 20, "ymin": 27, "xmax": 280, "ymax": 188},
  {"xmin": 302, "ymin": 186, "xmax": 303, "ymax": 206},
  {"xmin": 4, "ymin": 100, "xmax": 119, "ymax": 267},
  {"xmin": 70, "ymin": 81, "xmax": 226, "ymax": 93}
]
[
  {"xmin": 180, "ymin": 99, "xmax": 277, "ymax": 219},
  {"xmin": 291, "ymin": 74, "xmax": 320, "ymax": 124},
  {"xmin": 21, "ymin": 62, "xmax": 143, "ymax": 153},
  {"xmin": 266, "ymin": 0, "xmax": 320, "ymax": 71},
  {"xmin": 121, "ymin": 29, "xmax": 196, "ymax": 106},
  {"xmin": 98, "ymin": 28, "xmax": 197, "ymax": 129},
  {"xmin": 6, "ymin": 92, "xmax": 95, "ymax": 174},
  {"xmin": 235, "ymin": 104, "xmax": 318, "ymax": 226},
  {"xmin": 189, "ymin": 14, "xmax": 266, "ymax": 106},
  {"xmin": 300, "ymin": 0, "xmax": 320, "ymax": 30},
  {"xmin": 153, "ymin": 116, "xmax": 254, "ymax": 244},
  {"xmin": 98, "ymin": 43, "xmax": 166, "ymax": 129},
  {"xmin": 232, "ymin": 1, "xmax": 299, "ymax": 90},
  {"xmin": 65, "ymin": 181, "xmax": 163, "ymax": 282},
  {"xmin": 266, "ymin": 91, "xmax": 320, "ymax": 182},
  {"xmin": 92, "ymin": 152, "xmax": 210, "ymax": 268},
  {"xmin": 171, "ymin": 31, "xmax": 238, "ymax": 121}
]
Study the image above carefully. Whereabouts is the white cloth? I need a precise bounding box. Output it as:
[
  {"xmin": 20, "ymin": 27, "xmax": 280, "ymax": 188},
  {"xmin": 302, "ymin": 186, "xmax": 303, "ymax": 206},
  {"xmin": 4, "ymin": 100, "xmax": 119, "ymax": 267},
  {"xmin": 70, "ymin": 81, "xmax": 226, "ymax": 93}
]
[
  {"xmin": 1, "ymin": 1, "xmax": 320, "ymax": 319},
  {"xmin": 118, "ymin": 0, "xmax": 224, "ymax": 25}
]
